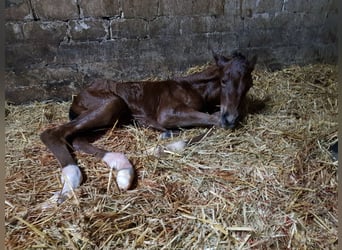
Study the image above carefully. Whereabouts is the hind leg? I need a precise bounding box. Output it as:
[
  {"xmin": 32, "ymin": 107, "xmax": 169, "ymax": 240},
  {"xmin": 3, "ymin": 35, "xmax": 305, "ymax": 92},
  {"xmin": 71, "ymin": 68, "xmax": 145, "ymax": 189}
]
[
  {"xmin": 40, "ymin": 96, "xmax": 134, "ymax": 205},
  {"xmin": 71, "ymin": 136, "xmax": 134, "ymax": 191}
]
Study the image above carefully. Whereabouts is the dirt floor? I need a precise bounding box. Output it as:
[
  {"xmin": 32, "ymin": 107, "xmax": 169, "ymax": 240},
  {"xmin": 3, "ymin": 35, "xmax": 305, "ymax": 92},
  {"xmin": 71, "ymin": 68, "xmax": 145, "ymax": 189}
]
[{"xmin": 5, "ymin": 63, "xmax": 337, "ymax": 249}]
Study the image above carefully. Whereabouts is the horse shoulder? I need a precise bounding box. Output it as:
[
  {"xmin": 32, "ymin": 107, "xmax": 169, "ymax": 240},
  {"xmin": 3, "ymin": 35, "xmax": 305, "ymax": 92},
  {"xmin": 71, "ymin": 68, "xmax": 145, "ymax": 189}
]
[{"xmin": 160, "ymin": 81, "xmax": 205, "ymax": 111}]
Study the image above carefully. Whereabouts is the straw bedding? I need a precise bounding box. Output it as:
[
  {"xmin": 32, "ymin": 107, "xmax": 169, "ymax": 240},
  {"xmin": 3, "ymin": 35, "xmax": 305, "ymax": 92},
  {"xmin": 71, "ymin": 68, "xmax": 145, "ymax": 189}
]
[{"xmin": 5, "ymin": 63, "xmax": 337, "ymax": 249}]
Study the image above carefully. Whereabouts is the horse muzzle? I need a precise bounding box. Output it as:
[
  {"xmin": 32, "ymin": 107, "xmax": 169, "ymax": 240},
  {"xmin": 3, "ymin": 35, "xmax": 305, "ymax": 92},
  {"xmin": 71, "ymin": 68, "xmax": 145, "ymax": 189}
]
[{"xmin": 220, "ymin": 113, "xmax": 239, "ymax": 129}]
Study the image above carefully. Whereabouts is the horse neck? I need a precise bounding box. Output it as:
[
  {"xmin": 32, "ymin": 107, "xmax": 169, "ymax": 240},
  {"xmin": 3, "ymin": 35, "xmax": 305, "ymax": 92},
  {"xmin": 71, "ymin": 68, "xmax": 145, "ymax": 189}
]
[
  {"xmin": 182, "ymin": 66, "xmax": 222, "ymax": 101},
  {"xmin": 176, "ymin": 65, "xmax": 220, "ymax": 83}
]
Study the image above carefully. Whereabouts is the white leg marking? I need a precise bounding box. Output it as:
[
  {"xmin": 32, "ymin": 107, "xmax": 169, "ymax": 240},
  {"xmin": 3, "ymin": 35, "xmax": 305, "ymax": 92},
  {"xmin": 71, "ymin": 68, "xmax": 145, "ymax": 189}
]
[
  {"xmin": 145, "ymin": 140, "xmax": 187, "ymax": 157},
  {"xmin": 165, "ymin": 140, "xmax": 186, "ymax": 152},
  {"xmin": 102, "ymin": 152, "xmax": 134, "ymax": 190},
  {"xmin": 60, "ymin": 164, "xmax": 83, "ymax": 196},
  {"xmin": 41, "ymin": 164, "xmax": 82, "ymax": 209}
]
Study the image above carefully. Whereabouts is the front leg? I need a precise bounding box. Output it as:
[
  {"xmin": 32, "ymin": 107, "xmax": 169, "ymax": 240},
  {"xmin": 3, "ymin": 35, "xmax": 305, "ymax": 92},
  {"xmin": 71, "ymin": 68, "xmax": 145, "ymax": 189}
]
[
  {"xmin": 134, "ymin": 115, "xmax": 167, "ymax": 131},
  {"xmin": 158, "ymin": 107, "xmax": 221, "ymax": 129},
  {"xmin": 160, "ymin": 130, "xmax": 181, "ymax": 139}
]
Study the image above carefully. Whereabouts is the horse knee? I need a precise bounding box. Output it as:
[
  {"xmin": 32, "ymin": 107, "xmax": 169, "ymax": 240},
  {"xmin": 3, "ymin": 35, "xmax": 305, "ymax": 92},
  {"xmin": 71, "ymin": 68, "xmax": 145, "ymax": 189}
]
[
  {"xmin": 40, "ymin": 128, "xmax": 55, "ymax": 145},
  {"xmin": 157, "ymin": 112, "xmax": 174, "ymax": 128},
  {"xmin": 40, "ymin": 127, "xmax": 71, "ymax": 152}
]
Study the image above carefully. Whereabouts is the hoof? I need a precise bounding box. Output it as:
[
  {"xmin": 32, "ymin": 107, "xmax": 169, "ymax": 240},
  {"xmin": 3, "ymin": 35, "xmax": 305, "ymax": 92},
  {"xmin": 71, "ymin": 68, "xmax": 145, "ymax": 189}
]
[
  {"xmin": 40, "ymin": 192, "xmax": 62, "ymax": 209},
  {"xmin": 60, "ymin": 165, "xmax": 83, "ymax": 195},
  {"xmin": 40, "ymin": 164, "xmax": 83, "ymax": 209},
  {"xmin": 144, "ymin": 145, "xmax": 165, "ymax": 157},
  {"xmin": 160, "ymin": 130, "xmax": 173, "ymax": 139},
  {"xmin": 102, "ymin": 152, "xmax": 135, "ymax": 190},
  {"xmin": 160, "ymin": 130, "xmax": 181, "ymax": 139},
  {"xmin": 40, "ymin": 192, "xmax": 71, "ymax": 210}
]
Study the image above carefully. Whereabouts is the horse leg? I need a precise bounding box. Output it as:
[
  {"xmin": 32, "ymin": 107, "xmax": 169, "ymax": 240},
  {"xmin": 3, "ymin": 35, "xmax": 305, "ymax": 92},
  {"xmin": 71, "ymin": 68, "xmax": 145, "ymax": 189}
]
[
  {"xmin": 158, "ymin": 107, "xmax": 221, "ymax": 128},
  {"xmin": 71, "ymin": 136, "xmax": 134, "ymax": 191},
  {"xmin": 40, "ymin": 97, "xmax": 134, "ymax": 204},
  {"xmin": 133, "ymin": 115, "xmax": 179, "ymax": 139},
  {"xmin": 133, "ymin": 115, "xmax": 167, "ymax": 131},
  {"xmin": 144, "ymin": 109, "xmax": 220, "ymax": 157},
  {"xmin": 159, "ymin": 130, "xmax": 181, "ymax": 139}
]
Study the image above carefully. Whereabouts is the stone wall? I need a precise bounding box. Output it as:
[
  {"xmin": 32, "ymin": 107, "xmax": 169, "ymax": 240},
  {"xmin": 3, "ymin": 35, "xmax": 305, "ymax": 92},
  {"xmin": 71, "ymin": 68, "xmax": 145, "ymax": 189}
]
[{"xmin": 5, "ymin": 0, "xmax": 338, "ymax": 104}]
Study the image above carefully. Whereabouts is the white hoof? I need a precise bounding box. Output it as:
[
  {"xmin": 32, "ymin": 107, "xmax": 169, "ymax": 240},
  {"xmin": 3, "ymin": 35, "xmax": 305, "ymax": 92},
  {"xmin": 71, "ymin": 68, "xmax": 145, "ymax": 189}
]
[
  {"xmin": 102, "ymin": 152, "xmax": 134, "ymax": 190},
  {"xmin": 117, "ymin": 168, "xmax": 135, "ymax": 190},
  {"xmin": 165, "ymin": 140, "xmax": 186, "ymax": 152},
  {"xmin": 145, "ymin": 140, "xmax": 186, "ymax": 157},
  {"xmin": 40, "ymin": 192, "xmax": 60, "ymax": 210},
  {"xmin": 41, "ymin": 164, "xmax": 83, "ymax": 209},
  {"xmin": 145, "ymin": 145, "xmax": 165, "ymax": 157},
  {"xmin": 60, "ymin": 164, "xmax": 83, "ymax": 199}
]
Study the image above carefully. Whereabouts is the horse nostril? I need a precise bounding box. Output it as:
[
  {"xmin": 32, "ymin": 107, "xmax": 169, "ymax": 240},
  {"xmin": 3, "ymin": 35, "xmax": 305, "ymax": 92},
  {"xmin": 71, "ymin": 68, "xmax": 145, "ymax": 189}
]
[{"xmin": 221, "ymin": 113, "xmax": 238, "ymax": 129}]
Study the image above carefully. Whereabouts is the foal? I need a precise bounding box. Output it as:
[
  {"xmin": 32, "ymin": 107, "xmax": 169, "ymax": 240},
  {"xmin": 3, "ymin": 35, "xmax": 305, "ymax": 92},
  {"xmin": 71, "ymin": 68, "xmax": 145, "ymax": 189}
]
[{"xmin": 40, "ymin": 52, "xmax": 256, "ymax": 204}]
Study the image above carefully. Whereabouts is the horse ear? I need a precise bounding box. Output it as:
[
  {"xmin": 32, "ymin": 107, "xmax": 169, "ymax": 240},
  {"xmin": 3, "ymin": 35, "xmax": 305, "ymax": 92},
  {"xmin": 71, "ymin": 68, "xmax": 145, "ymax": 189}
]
[
  {"xmin": 249, "ymin": 55, "xmax": 258, "ymax": 70},
  {"xmin": 213, "ymin": 52, "xmax": 230, "ymax": 68}
]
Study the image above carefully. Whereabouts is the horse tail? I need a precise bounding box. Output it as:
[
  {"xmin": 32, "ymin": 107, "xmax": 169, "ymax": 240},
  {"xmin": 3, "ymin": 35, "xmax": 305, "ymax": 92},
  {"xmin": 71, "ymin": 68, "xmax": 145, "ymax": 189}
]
[{"xmin": 146, "ymin": 127, "xmax": 216, "ymax": 157}]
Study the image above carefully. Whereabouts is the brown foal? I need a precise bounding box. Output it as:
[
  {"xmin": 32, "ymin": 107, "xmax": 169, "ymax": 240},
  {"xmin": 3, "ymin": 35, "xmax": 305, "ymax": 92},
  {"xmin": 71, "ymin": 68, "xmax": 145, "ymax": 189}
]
[{"xmin": 40, "ymin": 52, "xmax": 257, "ymax": 204}]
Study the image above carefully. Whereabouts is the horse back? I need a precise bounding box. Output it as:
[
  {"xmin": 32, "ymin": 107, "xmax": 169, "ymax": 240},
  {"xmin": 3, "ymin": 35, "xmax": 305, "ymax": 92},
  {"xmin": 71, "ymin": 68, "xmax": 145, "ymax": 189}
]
[{"xmin": 116, "ymin": 80, "xmax": 205, "ymax": 114}]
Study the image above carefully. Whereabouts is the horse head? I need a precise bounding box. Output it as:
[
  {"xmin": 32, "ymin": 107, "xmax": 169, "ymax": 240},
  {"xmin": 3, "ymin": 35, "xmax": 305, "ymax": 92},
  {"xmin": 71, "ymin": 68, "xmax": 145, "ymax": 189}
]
[{"xmin": 214, "ymin": 51, "xmax": 257, "ymax": 129}]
